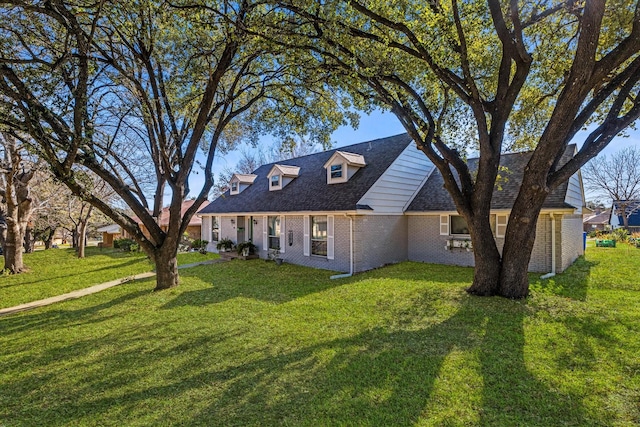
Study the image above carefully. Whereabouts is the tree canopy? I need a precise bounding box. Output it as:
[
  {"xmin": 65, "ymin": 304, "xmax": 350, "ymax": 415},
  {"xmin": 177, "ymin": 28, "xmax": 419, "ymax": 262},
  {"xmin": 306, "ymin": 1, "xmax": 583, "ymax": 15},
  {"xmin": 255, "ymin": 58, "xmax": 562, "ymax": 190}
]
[
  {"xmin": 272, "ymin": 0, "xmax": 640, "ymax": 297},
  {"xmin": 0, "ymin": 0, "xmax": 353, "ymax": 288}
]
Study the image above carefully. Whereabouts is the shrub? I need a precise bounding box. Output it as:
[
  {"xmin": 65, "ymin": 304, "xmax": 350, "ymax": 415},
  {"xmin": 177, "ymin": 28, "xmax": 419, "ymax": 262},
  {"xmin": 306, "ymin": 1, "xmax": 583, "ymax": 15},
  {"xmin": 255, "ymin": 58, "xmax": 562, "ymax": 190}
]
[
  {"xmin": 611, "ymin": 228, "xmax": 629, "ymax": 243},
  {"xmin": 113, "ymin": 238, "xmax": 138, "ymax": 252},
  {"xmin": 192, "ymin": 239, "xmax": 209, "ymax": 254}
]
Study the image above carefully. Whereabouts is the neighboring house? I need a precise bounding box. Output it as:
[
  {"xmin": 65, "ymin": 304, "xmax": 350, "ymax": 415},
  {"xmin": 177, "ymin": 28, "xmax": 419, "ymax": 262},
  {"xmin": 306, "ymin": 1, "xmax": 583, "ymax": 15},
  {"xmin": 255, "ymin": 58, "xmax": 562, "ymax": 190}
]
[
  {"xmin": 136, "ymin": 199, "xmax": 209, "ymax": 241},
  {"xmin": 198, "ymin": 134, "xmax": 585, "ymax": 275},
  {"xmin": 583, "ymin": 209, "xmax": 611, "ymax": 232},
  {"xmin": 96, "ymin": 224, "xmax": 123, "ymax": 247},
  {"xmin": 609, "ymin": 200, "xmax": 640, "ymax": 232}
]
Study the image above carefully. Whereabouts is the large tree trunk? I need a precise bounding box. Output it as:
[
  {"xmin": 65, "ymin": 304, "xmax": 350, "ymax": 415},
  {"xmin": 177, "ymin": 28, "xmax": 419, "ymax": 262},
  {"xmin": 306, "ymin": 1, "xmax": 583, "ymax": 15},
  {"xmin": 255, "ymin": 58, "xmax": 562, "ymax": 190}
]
[
  {"xmin": 44, "ymin": 227, "xmax": 55, "ymax": 249},
  {"xmin": 4, "ymin": 217, "xmax": 24, "ymax": 273},
  {"xmin": 498, "ymin": 190, "xmax": 547, "ymax": 299},
  {"xmin": 23, "ymin": 224, "xmax": 35, "ymax": 253},
  {"xmin": 153, "ymin": 247, "xmax": 179, "ymax": 290},
  {"xmin": 467, "ymin": 218, "xmax": 502, "ymax": 296}
]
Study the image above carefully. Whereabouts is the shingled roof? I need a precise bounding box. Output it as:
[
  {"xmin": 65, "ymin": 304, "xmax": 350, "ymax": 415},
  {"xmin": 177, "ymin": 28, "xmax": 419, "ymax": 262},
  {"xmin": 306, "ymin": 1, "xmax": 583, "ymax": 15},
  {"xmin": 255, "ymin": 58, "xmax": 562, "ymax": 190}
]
[
  {"xmin": 407, "ymin": 145, "xmax": 578, "ymax": 212},
  {"xmin": 199, "ymin": 134, "xmax": 413, "ymax": 214}
]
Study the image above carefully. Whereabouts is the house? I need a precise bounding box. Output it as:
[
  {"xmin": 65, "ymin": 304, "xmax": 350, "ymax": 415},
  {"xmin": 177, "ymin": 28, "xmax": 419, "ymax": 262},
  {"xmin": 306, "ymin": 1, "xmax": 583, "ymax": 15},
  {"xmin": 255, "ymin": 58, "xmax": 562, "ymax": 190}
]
[
  {"xmin": 197, "ymin": 134, "xmax": 585, "ymax": 275},
  {"xmin": 609, "ymin": 200, "xmax": 640, "ymax": 232},
  {"xmin": 96, "ymin": 224, "xmax": 123, "ymax": 247},
  {"xmin": 583, "ymin": 209, "xmax": 611, "ymax": 232},
  {"xmin": 135, "ymin": 199, "xmax": 209, "ymax": 241}
]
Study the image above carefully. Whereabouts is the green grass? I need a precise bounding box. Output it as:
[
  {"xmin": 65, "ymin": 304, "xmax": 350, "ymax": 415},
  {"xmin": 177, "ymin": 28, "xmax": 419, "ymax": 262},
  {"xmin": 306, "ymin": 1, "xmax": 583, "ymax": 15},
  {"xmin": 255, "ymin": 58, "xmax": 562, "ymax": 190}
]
[
  {"xmin": 0, "ymin": 247, "xmax": 216, "ymax": 309},
  {"xmin": 0, "ymin": 244, "xmax": 639, "ymax": 426}
]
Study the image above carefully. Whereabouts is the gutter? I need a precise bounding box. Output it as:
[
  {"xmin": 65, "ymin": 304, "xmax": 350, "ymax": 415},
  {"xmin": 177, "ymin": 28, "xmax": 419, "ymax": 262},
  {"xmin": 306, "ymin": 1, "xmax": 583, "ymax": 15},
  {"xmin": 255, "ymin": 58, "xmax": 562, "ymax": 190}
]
[
  {"xmin": 330, "ymin": 214, "xmax": 354, "ymax": 279},
  {"xmin": 540, "ymin": 213, "xmax": 556, "ymax": 279}
]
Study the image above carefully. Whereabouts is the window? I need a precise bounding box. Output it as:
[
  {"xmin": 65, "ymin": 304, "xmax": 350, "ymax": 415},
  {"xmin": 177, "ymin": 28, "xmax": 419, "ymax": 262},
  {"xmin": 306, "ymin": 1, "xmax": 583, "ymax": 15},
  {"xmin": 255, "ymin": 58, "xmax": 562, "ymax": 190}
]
[
  {"xmin": 271, "ymin": 175, "xmax": 280, "ymax": 187},
  {"xmin": 311, "ymin": 216, "xmax": 327, "ymax": 256},
  {"xmin": 330, "ymin": 164, "xmax": 343, "ymax": 179},
  {"xmin": 268, "ymin": 216, "xmax": 280, "ymax": 249},
  {"xmin": 450, "ymin": 215, "xmax": 469, "ymax": 235},
  {"xmin": 496, "ymin": 214, "xmax": 508, "ymax": 238},
  {"xmin": 212, "ymin": 216, "xmax": 220, "ymax": 242},
  {"xmin": 231, "ymin": 181, "xmax": 238, "ymax": 192}
]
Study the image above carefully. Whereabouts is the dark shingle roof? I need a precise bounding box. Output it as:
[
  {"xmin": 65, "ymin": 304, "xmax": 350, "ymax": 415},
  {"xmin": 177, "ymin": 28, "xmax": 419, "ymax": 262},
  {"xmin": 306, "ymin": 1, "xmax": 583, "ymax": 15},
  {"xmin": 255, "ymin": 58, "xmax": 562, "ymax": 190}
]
[
  {"xmin": 407, "ymin": 146, "xmax": 577, "ymax": 212},
  {"xmin": 199, "ymin": 134, "xmax": 412, "ymax": 214}
]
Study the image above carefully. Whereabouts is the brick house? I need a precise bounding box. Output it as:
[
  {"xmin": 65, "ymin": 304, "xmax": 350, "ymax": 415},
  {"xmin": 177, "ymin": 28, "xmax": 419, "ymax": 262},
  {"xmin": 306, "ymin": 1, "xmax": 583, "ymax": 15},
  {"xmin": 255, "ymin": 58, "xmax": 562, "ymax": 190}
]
[{"xmin": 197, "ymin": 134, "xmax": 585, "ymax": 275}]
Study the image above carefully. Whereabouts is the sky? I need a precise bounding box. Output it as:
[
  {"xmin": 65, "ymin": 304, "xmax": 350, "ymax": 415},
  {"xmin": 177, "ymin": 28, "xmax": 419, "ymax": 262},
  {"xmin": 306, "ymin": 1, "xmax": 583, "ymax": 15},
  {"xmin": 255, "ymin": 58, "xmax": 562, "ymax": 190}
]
[{"xmin": 192, "ymin": 109, "xmax": 640, "ymax": 203}]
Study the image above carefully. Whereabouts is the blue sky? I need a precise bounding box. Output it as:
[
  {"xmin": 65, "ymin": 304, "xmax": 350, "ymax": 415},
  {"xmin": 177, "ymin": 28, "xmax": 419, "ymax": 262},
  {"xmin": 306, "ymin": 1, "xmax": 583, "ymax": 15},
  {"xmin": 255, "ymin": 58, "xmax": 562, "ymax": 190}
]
[{"xmin": 193, "ymin": 109, "xmax": 640, "ymax": 202}]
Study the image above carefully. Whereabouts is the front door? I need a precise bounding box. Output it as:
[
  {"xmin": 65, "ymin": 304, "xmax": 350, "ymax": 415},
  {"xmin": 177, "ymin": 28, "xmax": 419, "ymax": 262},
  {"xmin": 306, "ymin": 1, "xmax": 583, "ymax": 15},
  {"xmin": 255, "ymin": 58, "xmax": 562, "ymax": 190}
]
[{"xmin": 236, "ymin": 216, "xmax": 245, "ymax": 243}]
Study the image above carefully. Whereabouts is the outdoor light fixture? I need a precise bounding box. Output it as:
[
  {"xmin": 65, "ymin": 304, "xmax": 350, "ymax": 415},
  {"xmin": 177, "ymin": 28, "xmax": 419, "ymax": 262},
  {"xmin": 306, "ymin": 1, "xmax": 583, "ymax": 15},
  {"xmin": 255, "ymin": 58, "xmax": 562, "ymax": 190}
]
[
  {"xmin": 230, "ymin": 219, "xmax": 235, "ymax": 225},
  {"xmin": 288, "ymin": 230, "xmax": 293, "ymax": 246},
  {"xmin": 253, "ymin": 219, "xmax": 258, "ymax": 225}
]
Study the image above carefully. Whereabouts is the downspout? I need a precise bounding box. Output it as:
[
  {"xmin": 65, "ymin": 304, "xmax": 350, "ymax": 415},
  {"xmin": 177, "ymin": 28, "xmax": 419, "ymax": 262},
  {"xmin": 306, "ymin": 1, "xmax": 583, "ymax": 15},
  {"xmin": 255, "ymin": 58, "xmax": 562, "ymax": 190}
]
[
  {"xmin": 540, "ymin": 213, "xmax": 556, "ymax": 279},
  {"xmin": 330, "ymin": 214, "xmax": 353, "ymax": 279}
]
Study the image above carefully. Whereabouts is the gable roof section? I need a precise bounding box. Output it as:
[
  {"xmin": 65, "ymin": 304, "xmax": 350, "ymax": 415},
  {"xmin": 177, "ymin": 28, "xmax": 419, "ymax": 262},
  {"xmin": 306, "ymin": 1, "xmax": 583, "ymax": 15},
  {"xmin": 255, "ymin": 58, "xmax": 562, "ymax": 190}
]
[
  {"xmin": 323, "ymin": 150, "xmax": 366, "ymax": 168},
  {"xmin": 610, "ymin": 200, "xmax": 640, "ymax": 226},
  {"xmin": 268, "ymin": 164, "xmax": 300, "ymax": 177},
  {"xmin": 231, "ymin": 173, "xmax": 257, "ymax": 183},
  {"xmin": 199, "ymin": 134, "xmax": 413, "ymax": 214},
  {"xmin": 407, "ymin": 145, "xmax": 579, "ymax": 212}
]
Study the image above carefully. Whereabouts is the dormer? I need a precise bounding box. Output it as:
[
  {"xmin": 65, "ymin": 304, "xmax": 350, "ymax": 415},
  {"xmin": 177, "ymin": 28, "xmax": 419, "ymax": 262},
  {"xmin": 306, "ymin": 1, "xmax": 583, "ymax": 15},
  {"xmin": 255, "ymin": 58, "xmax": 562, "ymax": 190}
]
[
  {"xmin": 323, "ymin": 151, "xmax": 366, "ymax": 184},
  {"xmin": 229, "ymin": 173, "xmax": 257, "ymax": 195},
  {"xmin": 267, "ymin": 164, "xmax": 300, "ymax": 191}
]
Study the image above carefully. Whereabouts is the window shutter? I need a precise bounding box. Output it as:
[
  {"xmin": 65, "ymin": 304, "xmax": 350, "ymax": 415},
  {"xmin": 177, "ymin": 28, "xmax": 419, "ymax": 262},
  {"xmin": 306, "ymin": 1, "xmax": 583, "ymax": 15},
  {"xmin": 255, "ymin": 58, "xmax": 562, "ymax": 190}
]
[
  {"xmin": 303, "ymin": 215, "xmax": 310, "ymax": 256},
  {"xmin": 496, "ymin": 214, "xmax": 508, "ymax": 238},
  {"xmin": 327, "ymin": 215, "xmax": 335, "ymax": 260},
  {"xmin": 280, "ymin": 216, "xmax": 285, "ymax": 253},
  {"xmin": 201, "ymin": 216, "xmax": 210, "ymax": 241},
  {"xmin": 440, "ymin": 215, "xmax": 449, "ymax": 235},
  {"xmin": 263, "ymin": 216, "xmax": 268, "ymax": 251}
]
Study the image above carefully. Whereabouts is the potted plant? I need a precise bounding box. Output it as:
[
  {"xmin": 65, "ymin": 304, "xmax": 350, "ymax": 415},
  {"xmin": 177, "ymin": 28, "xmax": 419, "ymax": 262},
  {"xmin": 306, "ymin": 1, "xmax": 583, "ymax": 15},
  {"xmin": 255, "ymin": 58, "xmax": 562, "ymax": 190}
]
[
  {"xmin": 236, "ymin": 241, "xmax": 257, "ymax": 257},
  {"xmin": 216, "ymin": 237, "xmax": 233, "ymax": 252}
]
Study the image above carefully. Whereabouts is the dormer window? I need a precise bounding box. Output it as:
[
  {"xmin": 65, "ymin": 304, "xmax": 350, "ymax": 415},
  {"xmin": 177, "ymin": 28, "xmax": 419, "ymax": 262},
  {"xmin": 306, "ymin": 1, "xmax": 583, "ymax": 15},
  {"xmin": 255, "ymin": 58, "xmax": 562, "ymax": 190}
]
[
  {"xmin": 267, "ymin": 164, "xmax": 300, "ymax": 191},
  {"xmin": 229, "ymin": 173, "xmax": 257, "ymax": 195},
  {"xmin": 330, "ymin": 164, "xmax": 343, "ymax": 179},
  {"xmin": 323, "ymin": 151, "xmax": 366, "ymax": 184}
]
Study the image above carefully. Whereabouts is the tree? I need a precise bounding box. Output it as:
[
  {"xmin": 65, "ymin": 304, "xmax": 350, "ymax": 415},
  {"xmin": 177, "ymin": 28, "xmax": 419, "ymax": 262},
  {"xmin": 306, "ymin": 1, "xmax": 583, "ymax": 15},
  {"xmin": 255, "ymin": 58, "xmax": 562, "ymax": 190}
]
[
  {"xmin": 583, "ymin": 146, "xmax": 640, "ymax": 227},
  {"xmin": 0, "ymin": 132, "xmax": 37, "ymax": 272},
  {"xmin": 276, "ymin": 0, "xmax": 640, "ymax": 298},
  {"xmin": 0, "ymin": 1, "xmax": 350, "ymax": 289}
]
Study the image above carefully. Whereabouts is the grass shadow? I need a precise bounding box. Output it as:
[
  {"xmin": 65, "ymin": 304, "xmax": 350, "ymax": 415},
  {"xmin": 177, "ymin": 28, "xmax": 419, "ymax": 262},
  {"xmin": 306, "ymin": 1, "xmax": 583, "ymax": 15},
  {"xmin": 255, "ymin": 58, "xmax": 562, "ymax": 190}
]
[
  {"xmin": 1, "ymin": 293, "xmax": 595, "ymax": 426},
  {"xmin": 163, "ymin": 260, "xmax": 346, "ymax": 307},
  {"xmin": 529, "ymin": 256, "xmax": 598, "ymax": 301}
]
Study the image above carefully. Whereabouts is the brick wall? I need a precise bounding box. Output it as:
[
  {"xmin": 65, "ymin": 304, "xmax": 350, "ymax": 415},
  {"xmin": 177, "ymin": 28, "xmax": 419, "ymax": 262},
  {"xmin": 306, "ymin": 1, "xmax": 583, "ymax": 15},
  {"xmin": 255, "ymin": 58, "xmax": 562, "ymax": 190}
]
[
  {"xmin": 408, "ymin": 214, "xmax": 555, "ymax": 273},
  {"xmin": 559, "ymin": 214, "xmax": 584, "ymax": 272},
  {"xmin": 274, "ymin": 215, "xmax": 351, "ymax": 273},
  {"xmin": 408, "ymin": 216, "xmax": 475, "ymax": 266},
  {"xmin": 353, "ymin": 215, "xmax": 408, "ymax": 272}
]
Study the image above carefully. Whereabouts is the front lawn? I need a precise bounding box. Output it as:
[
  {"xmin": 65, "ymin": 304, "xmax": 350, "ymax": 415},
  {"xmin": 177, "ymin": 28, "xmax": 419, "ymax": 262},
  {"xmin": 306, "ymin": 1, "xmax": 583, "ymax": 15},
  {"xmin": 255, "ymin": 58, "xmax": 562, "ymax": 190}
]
[
  {"xmin": 0, "ymin": 247, "xmax": 216, "ymax": 309},
  {"xmin": 0, "ymin": 244, "xmax": 639, "ymax": 426}
]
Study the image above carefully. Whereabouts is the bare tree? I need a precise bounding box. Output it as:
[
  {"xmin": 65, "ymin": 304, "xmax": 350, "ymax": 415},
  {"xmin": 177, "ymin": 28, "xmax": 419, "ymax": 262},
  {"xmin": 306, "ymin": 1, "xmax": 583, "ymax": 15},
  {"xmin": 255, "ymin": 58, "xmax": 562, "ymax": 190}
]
[
  {"xmin": 0, "ymin": 132, "xmax": 37, "ymax": 272},
  {"xmin": 584, "ymin": 146, "xmax": 640, "ymax": 228}
]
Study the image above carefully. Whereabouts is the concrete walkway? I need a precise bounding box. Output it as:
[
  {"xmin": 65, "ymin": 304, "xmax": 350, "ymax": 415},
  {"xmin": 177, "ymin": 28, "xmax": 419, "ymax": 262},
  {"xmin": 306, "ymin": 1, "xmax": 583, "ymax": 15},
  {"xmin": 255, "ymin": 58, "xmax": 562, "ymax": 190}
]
[{"xmin": 0, "ymin": 259, "xmax": 222, "ymax": 317}]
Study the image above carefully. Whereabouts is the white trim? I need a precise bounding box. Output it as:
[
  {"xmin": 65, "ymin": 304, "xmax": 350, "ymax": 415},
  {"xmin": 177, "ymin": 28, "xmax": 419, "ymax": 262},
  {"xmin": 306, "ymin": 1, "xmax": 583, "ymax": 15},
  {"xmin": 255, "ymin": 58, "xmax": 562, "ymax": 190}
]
[
  {"xmin": 439, "ymin": 215, "xmax": 449, "ymax": 236},
  {"xmin": 327, "ymin": 215, "xmax": 334, "ymax": 260},
  {"xmin": 262, "ymin": 215, "xmax": 268, "ymax": 251},
  {"xmin": 280, "ymin": 216, "xmax": 286, "ymax": 253},
  {"xmin": 303, "ymin": 215, "xmax": 310, "ymax": 256}
]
